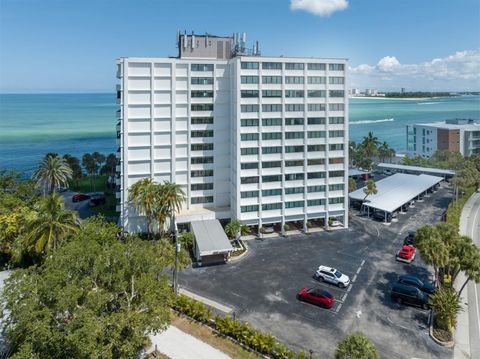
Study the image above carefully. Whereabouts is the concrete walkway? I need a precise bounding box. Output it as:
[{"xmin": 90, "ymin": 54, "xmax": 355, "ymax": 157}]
[
  {"xmin": 455, "ymin": 192, "xmax": 480, "ymax": 359},
  {"xmin": 146, "ymin": 326, "xmax": 231, "ymax": 359}
]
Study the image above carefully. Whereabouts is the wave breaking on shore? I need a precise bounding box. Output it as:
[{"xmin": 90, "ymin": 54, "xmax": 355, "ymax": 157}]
[{"xmin": 350, "ymin": 118, "xmax": 394, "ymax": 125}]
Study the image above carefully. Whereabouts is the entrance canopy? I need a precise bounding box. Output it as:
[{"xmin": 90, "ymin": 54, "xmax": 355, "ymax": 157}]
[{"xmin": 190, "ymin": 219, "xmax": 233, "ymax": 257}]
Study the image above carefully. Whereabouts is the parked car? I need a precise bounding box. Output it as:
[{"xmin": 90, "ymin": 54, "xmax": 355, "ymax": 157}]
[
  {"xmin": 383, "ymin": 170, "xmax": 393, "ymax": 175},
  {"xmin": 397, "ymin": 275, "xmax": 435, "ymax": 295},
  {"xmin": 403, "ymin": 230, "xmax": 416, "ymax": 245},
  {"xmin": 89, "ymin": 193, "xmax": 106, "ymax": 207},
  {"xmin": 373, "ymin": 211, "xmax": 391, "ymax": 222},
  {"xmin": 297, "ymin": 287, "xmax": 334, "ymax": 309},
  {"xmin": 391, "ymin": 283, "xmax": 430, "ymax": 309},
  {"xmin": 72, "ymin": 193, "xmax": 91, "ymax": 202},
  {"xmin": 351, "ymin": 201, "xmax": 362, "ymax": 210},
  {"xmin": 396, "ymin": 245, "xmax": 416, "ymax": 263},
  {"xmin": 408, "ymin": 200, "xmax": 415, "ymax": 207},
  {"xmin": 314, "ymin": 265, "xmax": 350, "ymax": 288},
  {"xmin": 330, "ymin": 219, "xmax": 342, "ymax": 227},
  {"xmin": 262, "ymin": 226, "xmax": 274, "ymax": 233}
]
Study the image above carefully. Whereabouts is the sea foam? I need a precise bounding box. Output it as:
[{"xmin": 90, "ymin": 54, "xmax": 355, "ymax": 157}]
[{"xmin": 350, "ymin": 118, "xmax": 394, "ymax": 125}]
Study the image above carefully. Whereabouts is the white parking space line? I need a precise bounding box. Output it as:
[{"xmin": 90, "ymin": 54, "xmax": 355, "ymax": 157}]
[
  {"xmin": 296, "ymin": 301, "xmax": 338, "ymax": 315},
  {"xmin": 335, "ymin": 303, "xmax": 343, "ymax": 313},
  {"xmin": 361, "ymin": 259, "xmax": 366, "ymax": 266},
  {"xmin": 309, "ymin": 280, "xmax": 349, "ymax": 293},
  {"xmin": 352, "ymin": 274, "xmax": 358, "ymax": 283}
]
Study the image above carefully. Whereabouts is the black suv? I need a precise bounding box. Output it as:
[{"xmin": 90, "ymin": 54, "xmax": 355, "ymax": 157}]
[
  {"xmin": 398, "ymin": 275, "xmax": 435, "ymax": 295},
  {"xmin": 390, "ymin": 283, "xmax": 429, "ymax": 309},
  {"xmin": 403, "ymin": 230, "xmax": 416, "ymax": 245}
]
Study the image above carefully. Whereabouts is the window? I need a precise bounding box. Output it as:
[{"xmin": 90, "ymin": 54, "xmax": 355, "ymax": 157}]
[
  {"xmin": 308, "ymin": 131, "xmax": 326, "ymax": 138},
  {"xmin": 285, "ymin": 76, "xmax": 304, "ymax": 84},
  {"xmin": 262, "ymin": 132, "xmax": 282, "ymax": 140},
  {"xmin": 285, "ymin": 63, "xmax": 304, "ymax": 70},
  {"xmin": 191, "ymin": 77, "xmax": 213, "ymax": 85},
  {"xmin": 191, "ymin": 169, "xmax": 213, "ymax": 177},
  {"xmin": 241, "ymin": 190, "xmax": 259, "ymax": 198},
  {"xmin": 262, "ymin": 118, "xmax": 282, "ymax": 126},
  {"xmin": 329, "ymin": 77, "xmax": 344, "ymax": 84},
  {"xmin": 308, "ymin": 144, "xmax": 326, "ymax": 152},
  {"xmin": 191, "ymin": 196, "xmax": 214, "ymax": 204},
  {"xmin": 191, "ymin": 64, "xmax": 214, "ymax": 71},
  {"xmin": 308, "ymin": 104, "xmax": 325, "ymax": 111},
  {"xmin": 285, "ymin": 145, "xmax": 304, "ymax": 153},
  {"xmin": 308, "ymin": 159, "xmax": 325, "ymax": 165},
  {"xmin": 262, "ymin": 175, "xmax": 281, "ymax": 182},
  {"xmin": 308, "ymin": 172, "xmax": 326, "ymax": 179},
  {"xmin": 191, "ymin": 130, "xmax": 214, "ymax": 137},
  {"xmin": 307, "ymin": 63, "xmax": 326, "ymax": 70},
  {"xmin": 241, "ymin": 148, "xmax": 259, "ymax": 155},
  {"xmin": 308, "ymin": 76, "xmax": 326, "ymax": 84},
  {"xmin": 191, "ymin": 143, "xmax": 214, "ymax": 151},
  {"xmin": 191, "ymin": 183, "xmax": 214, "ymax": 191},
  {"xmin": 285, "ymin": 187, "xmax": 304, "ymax": 194},
  {"xmin": 308, "ymin": 199, "xmax": 325, "ymax": 206},
  {"xmin": 285, "ymin": 132, "xmax": 304, "ymax": 139},
  {"xmin": 262, "ymin": 104, "xmax": 282, "ymax": 112},
  {"xmin": 329, "ymin": 197, "xmax": 344, "ymax": 204},
  {"xmin": 285, "ymin": 201, "xmax": 303, "ymax": 208},
  {"xmin": 241, "ymin": 104, "xmax": 259, "ymax": 113},
  {"xmin": 241, "ymin": 205, "xmax": 259, "ymax": 213},
  {"xmin": 262, "ymin": 161, "xmax": 281, "ymax": 168},
  {"xmin": 262, "ymin": 76, "xmax": 282, "ymax": 84},
  {"xmin": 285, "ymin": 118, "xmax": 304, "ymax": 126},
  {"xmin": 262, "ymin": 62, "xmax": 282, "ymax": 70},
  {"xmin": 329, "ymin": 90, "xmax": 344, "ymax": 98},
  {"xmin": 241, "ymin": 162, "xmax": 258, "ymax": 169},
  {"xmin": 329, "ymin": 157, "xmax": 344, "ymax": 164},
  {"xmin": 191, "ymin": 104, "xmax": 214, "ymax": 111},
  {"xmin": 262, "ymin": 146, "xmax": 282, "ymax": 154},
  {"xmin": 262, "ymin": 90, "xmax": 282, "ymax": 98},
  {"xmin": 241, "ymin": 62, "xmax": 259, "ymax": 69},
  {"xmin": 191, "ymin": 117, "xmax": 213, "ymax": 124},
  {"xmin": 262, "ymin": 203, "xmax": 282, "ymax": 211},
  {"xmin": 191, "ymin": 90, "xmax": 213, "ymax": 98},
  {"xmin": 308, "ymin": 185, "xmax": 325, "ymax": 193},
  {"xmin": 329, "ymin": 117, "xmax": 344, "ymax": 124},
  {"xmin": 241, "ymin": 76, "xmax": 259, "ymax": 84},
  {"xmin": 262, "ymin": 189, "xmax": 282, "ymax": 196},
  {"xmin": 308, "ymin": 117, "xmax": 326, "ymax": 125},
  {"xmin": 285, "ymin": 160, "xmax": 304, "ymax": 167},
  {"xmin": 329, "ymin": 184, "xmax": 344, "ymax": 191},
  {"xmin": 329, "ymin": 64, "xmax": 344, "ymax": 71},
  {"xmin": 285, "ymin": 90, "xmax": 304, "ymax": 98},
  {"xmin": 308, "ymin": 90, "xmax": 326, "ymax": 97},
  {"xmin": 329, "ymin": 170, "xmax": 344, "ymax": 178},
  {"xmin": 329, "ymin": 144, "xmax": 344, "ymax": 151},
  {"xmin": 329, "ymin": 130, "xmax": 344, "ymax": 138},
  {"xmin": 191, "ymin": 156, "xmax": 213, "ymax": 164},
  {"xmin": 241, "ymin": 176, "xmax": 259, "ymax": 184},
  {"xmin": 241, "ymin": 90, "xmax": 259, "ymax": 98},
  {"xmin": 329, "ymin": 104, "xmax": 344, "ymax": 111},
  {"xmin": 241, "ymin": 133, "xmax": 259, "ymax": 141},
  {"xmin": 241, "ymin": 118, "xmax": 259, "ymax": 127},
  {"xmin": 285, "ymin": 173, "xmax": 304, "ymax": 181},
  {"xmin": 285, "ymin": 104, "xmax": 304, "ymax": 112}
]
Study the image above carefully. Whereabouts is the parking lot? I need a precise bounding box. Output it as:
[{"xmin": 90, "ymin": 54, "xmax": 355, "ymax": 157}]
[{"xmin": 178, "ymin": 182, "xmax": 454, "ymax": 359}]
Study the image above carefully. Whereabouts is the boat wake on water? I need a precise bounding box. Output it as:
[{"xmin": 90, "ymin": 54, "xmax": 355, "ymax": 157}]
[
  {"xmin": 350, "ymin": 118, "xmax": 394, "ymax": 125},
  {"xmin": 417, "ymin": 102, "xmax": 442, "ymax": 105}
]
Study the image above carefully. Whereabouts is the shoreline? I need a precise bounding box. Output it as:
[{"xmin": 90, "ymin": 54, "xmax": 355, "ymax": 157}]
[{"xmin": 349, "ymin": 96, "xmax": 446, "ymax": 101}]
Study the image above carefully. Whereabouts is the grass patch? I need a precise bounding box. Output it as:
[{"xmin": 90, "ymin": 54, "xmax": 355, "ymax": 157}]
[
  {"xmin": 171, "ymin": 314, "xmax": 260, "ymax": 359},
  {"xmin": 69, "ymin": 175, "xmax": 108, "ymax": 193}
]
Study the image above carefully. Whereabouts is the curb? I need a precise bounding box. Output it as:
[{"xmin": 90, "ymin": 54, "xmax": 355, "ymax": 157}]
[
  {"xmin": 429, "ymin": 311, "xmax": 455, "ymax": 348},
  {"xmin": 229, "ymin": 241, "xmax": 249, "ymax": 262}
]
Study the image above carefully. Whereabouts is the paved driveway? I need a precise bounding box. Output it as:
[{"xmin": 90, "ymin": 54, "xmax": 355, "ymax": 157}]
[{"xmin": 179, "ymin": 183, "xmax": 454, "ymax": 359}]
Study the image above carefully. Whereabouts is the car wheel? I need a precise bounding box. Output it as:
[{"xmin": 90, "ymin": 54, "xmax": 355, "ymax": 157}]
[
  {"xmin": 317, "ymin": 276, "xmax": 324, "ymax": 282},
  {"xmin": 338, "ymin": 282, "xmax": 345, "ymax": 289},
  {"xmin": 422, "ymin": 303, "xmax": 428, "ymax": 310},
  {"xmin": 396, "ymin": 298, "xmax": 402, "ymax": 305}
]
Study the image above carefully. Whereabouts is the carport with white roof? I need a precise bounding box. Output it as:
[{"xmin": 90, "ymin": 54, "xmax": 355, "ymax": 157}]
[
  {"xmin": 190, "ymin": 219, "xmax": 234, "ymax": 265},
  {"xmin": 349, "ymin": 173, "xmax": 443, "ymax": 222}
]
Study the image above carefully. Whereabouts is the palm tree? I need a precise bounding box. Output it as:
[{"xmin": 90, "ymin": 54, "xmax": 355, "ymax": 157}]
[
  {"xmin": 128, "ymin": 178, "xmax": 157, "ymax": 238},
  {"xmin": 225, "ymin": 220, "xmax": 250, "ymax": 240},
  {"xmin": 361, "ymin": 132, "xmax": 380, "ymax": 160},
  {"xmin": 429, "ymin": 287, "xmax": 462, "ymax": 332},
  {"xmin": 416, "ymin": 226, "xmax": 448, "ymax": 287},
  {"xmin": 362, "ymin": 180, "xmax": 377, "ymax": 201},
  {"xmin": 158, "ymin": 181, "xmax": 186, "ymax": 234},
  {"xmin": 26, "ymin": 192, "xmax": 78, "ymax": 253},
  {"xmin": 377, "ymin": 141, "xmax": 395, "ymax": 163},
  {"xmin": 82, "ymin": 153, "xmax": 98, "ymax": 192},
  {"xmin": 457, "ymin": 244, "xmax": 480, "ymax": 297},
  {"xmin": 348, "ymin": 178, "xmax": 357, "ymax": 193},
  {"xmin": 32, "ymin": 154, "xmax": 73, "ymax": 194},
  {"xmin": 335, "ymin": 332, "xmax": 378, "ymax": 359}
]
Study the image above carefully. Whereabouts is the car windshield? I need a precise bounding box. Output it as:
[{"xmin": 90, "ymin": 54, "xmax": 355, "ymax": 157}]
[{"xmin": 334, "ymin": 270, "xmax": 342, "ymax": 278}]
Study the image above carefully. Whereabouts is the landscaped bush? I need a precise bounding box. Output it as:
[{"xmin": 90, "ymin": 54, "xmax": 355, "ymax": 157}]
[
  {"xmin": 173, "ymin": 294, "xmax": 212, "ymax": 323},
  {"xmin": 445, "ymin": 188, "xmax": 475, "ymax": 229},
  {"xmin": 283, "ymin": 224, "xmax": 291, "ymax": 231}
]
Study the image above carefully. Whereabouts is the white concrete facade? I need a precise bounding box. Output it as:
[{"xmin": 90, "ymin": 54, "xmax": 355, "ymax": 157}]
[{"xmin": 116, "ymin": 40, "xmax": 349, "ymax": 232}]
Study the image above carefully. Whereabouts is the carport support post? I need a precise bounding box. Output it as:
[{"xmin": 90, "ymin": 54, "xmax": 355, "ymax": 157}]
[
  {"xmin": 303, "ymin": 217, "xmax": 308, "ymax": 234},
  {"xmin": 281, "ymin": 218, "xmax": 285, "ymax": 236}
]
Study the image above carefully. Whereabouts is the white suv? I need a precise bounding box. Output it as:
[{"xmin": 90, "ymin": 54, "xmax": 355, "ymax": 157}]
[{"xmin": 314, "ymin": 265, "xmax": 351, "ymax": 288}]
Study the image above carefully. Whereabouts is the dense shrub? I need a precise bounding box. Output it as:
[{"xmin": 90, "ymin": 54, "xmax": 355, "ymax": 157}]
[{"xmin": 172, "ymin": 294, "xmax": 212, "ymax": 323}]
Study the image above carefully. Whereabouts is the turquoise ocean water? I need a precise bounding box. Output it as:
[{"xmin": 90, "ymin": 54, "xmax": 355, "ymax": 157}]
[{"xmin": 0, "ymin": 94, "xmax": 479, "ymax": 174}]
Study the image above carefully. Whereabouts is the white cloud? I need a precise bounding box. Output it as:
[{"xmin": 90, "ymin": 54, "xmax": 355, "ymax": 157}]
[
  {"xmin": 290, "ymin": 0, "xmax": 349, "ymax": 17},
  {"xmin": 349, "ymin": 50, "xmax": 480, "ymax": 91}
]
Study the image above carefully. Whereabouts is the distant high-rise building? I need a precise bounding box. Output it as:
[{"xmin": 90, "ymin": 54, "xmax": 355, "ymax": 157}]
[{"xmin": 116, "ymin": 32, "xmax": 349, "ymax": 234}]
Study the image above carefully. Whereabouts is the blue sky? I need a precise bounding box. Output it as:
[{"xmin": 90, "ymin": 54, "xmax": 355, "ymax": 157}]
[{"xmin": 0, "ymin": 0, "xmax": 479, "ymax": 93}]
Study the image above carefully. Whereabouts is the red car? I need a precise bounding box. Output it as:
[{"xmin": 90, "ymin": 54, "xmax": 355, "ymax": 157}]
[
  {"xmin": 396, "ymin": 245, "xmax": 416, "ymax": 263},
  {"xmin": 72, "ymin": 193, "xmax": 91, "ymax": 203},
  {"xmin": 297, "ymin": 287, "xmax": 334, "ymax": 309}
]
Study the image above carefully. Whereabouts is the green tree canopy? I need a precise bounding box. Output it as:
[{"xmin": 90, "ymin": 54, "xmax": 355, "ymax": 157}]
[
  {"xmin": 335, "ymin": 332, "xmax": 378, "ymax": 359},
  {"xmin": 363, "ymin": 180, "xmax": 377, "ymax": 201},
  {"xmin": 32, "ymin": 154, "xmax": 73, "ymax": 194}
]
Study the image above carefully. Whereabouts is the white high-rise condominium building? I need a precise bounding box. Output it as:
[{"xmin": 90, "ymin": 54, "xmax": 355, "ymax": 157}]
[{"xmin": 116, "ymin": 32, "xmax": 349, "ymax": 234}]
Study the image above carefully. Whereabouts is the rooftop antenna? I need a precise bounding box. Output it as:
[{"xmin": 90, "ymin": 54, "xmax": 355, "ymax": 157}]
[
  {"xmin": 176, "ymin": 29, "xmax": 180, "ymax": 47},
  {"xmin": 183, "ymin": 30, "xmax": 187, "ymax": 49},
  {"xmin": 191, "ymin": 31, "xmax": 195, "ymax": 49},
  {"xmin": 205, "ymin": 32, "xmax": 208, "ymax": 46}
]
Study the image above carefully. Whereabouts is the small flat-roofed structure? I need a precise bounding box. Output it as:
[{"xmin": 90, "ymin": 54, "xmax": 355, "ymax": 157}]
[
  {"xmin": 377, "ymin": 163, "xmax": 455, "ymax": 179},
  {"xmin": 349, "ymin": 168, "xmax": 370, "ymax": 178},
  {"xmin": 190, "ymin": 219, "xmax": 233, "ymax": 265},
  {"xmin": 349, "ymin": 173, "xmax": 443, "ymax": 221}
]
